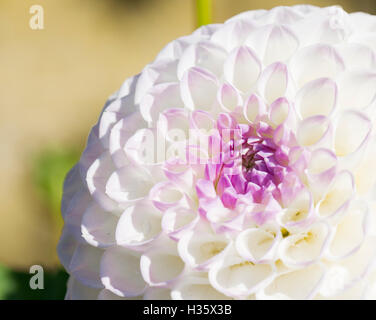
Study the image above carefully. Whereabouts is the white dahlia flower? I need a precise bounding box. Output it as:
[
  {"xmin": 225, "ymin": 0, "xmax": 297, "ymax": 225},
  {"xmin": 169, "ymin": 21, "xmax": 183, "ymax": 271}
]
[{"xmin": 59, "ymin": 5, "xmax": 376, "ymax": 300}]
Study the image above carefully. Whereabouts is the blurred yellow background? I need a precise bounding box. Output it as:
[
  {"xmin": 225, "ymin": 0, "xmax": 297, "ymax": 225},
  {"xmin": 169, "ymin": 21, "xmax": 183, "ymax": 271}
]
[{"xmin": 1, "ymin": 0, "xmax": 375, "ymax": 271}]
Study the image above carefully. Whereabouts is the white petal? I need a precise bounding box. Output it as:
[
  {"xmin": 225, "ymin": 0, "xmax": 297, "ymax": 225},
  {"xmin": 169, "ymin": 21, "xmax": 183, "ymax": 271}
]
[
  {"xmin": 116, "ymin": 74, "xmax": 139, "ymax": 100},
  {"xmin": 98, "ymin": 110, "xmax": 121, "ymax": 150},
  {"xmin": 162, "ymin": 206, "xmax": 199, "ymax": 241},
  {"xmin": 206, "ymin": 205, "xmax": 239, "ymax": 225},
  {"xmin": 328, "ymin": 202, "xmax": 368, "ymax": 259},
  {"xmin": 163, "ymin": 163, "xmax": 196, "ymax": 197},
  {"xmin": 61, "ymin": 164, "xmax": 84, "ymax": 215},
  {"xmin": 149, "ymin": 181, "xmax": 190, "ymax": 211},
  {"xmin": 296, "ymin": 7, "xmax": 350, "ymax": 45},
  {"xmin": 267, "ymin": 6, "xmax": 305, "ymax": 24},
  {"xmin": 296, "ymin": 78, "xmax": 337, "ymax": 119},
  {"xmin": 79, "ymin": 124, "xmax": 104, "ymax": 179},
  {"xmin": 354, "ymin": 136, "xmax": 376, "ymax": 195},
  {"xmin": 334, "ymin": 111, "xmax": 371, "ymax": 157},
  {"xmin": 86, "ymin": 152, "xmax": 118, "ymax": 212},
  {"xmin": 157, "ymin": 108, "xmax": 189, "ymax": 143},
  {"xmin": 98, "ymin": 289, "xmax": 140, "ymax": 300},
  {"xmin": 224, "ymin": 46, "xmax": 261, "ymax": 93},
  {"xmin": 264, "ymin": 25, "xmax": 299, "ymax": 65},
  {"xmin": 98, "ymin": 77, "xmax": 139, "ymax": 148},
  {"xmin": 63, "ymin": 188, "xmax": 91, "ymax": 235},
  {"xmin": 337, "ymin": 43, "xmax": 376, "ymax": 71},
  {"xmin": 308, "ymin": 148, "xmax": 337, "ymax": 175},
  {"xmin": 190, "ymin": 110, "xmax": 215, "ymax": 132},
  {"xmin": 140, "ymin": 82, "xmax": 183, "ymax": 123},
  {"xmin": 291, "ymin": 44, "xmax": 345, "ymax": 87},
  {"xmin": 178, "ymin": 224, "xmax": 231, "ymax": 270},
  {"xmin": 66, "ymin": 277, "xmax": 101, "ymax": 300},
  {"xmin": 155, "ymin": 37, "xmax": 192, "ymax": 61},
  {"xmin": 100, "ymin": 246, "xmax": 146, "ymax": 297},
  {"xmin": 349, "ymin": 10, "xmax": 376, "ymax": 33},
  {"xmin": 57, "ymin": 226, "xmax": 79, "ymax": 271},
  {"xmin": 209, "ymin": 247, "xmax": 274, "ymax": 298},
  {"xmin": 81, "ymin": 203, "xmax": 118, "ymax": 247},
  {"xmin": 193, "ymin": 24, "xmax": 221, "ymax": 37},
  {"xmin": 306, "ymin": 148, "xmax": 337, "ymax": 203},
  {"xmin": 226, "ymin": 9, "xmax": 268, "ymax": 24},
  {"xmin": 336, "ymin": 237, "xmax": 376, "ymax": 286},
  {"xmin": 269, "ymin": 97, "xmax": 293, "ymax": 128},
  {"xmin": 262, "ymin": 263, "xmax": 326, "ymax": 299},
  {"xmin": 116, "ymin": 201, "xmax": 162, "ymax": 247},
  {"xmin": 318, "ymin": 265, "xmax": 353, "ymax": 298},
  {"xmin": 124, "ymin": 128, "xmax": 160, "ymax": 166},
  {"xmin": 177, "ymin": 41, "xmax": 227, "ymax": 79},
  {"xmin": 211, "ymin": 19, "xmax": 255, "ymax": 51},
  {"xmin": 217, "ymin": 82, "xmax": 242, "ymax": 112},
  {"xmin": 317, "ymin": 170, "xmax": 354, "ymax": 218},
  {"xmin": 297, "ymin": 116, "xmax": 331, "ymax": 148},
  {"xmin": 279, "ymin": 188, "xmax": 314, "ymax": 228},
  {"xmin": 144, "ymin": 287, "xmax": 172, "ymax": 300},
  {"xmin": 109, "ymin": 112, "xmax": 146, "ymax": 168},
  {"xmin": 235, "ymin": 225, "xmax": 280, "ymax": 263},
  {"xmin": 180, "ymin": 67, "xmax": 218, "ymax": 111},
  {"xmin": 243, "ymin": 93, "xmax": 267, "ymax": 123},
  {"xmin": 337, "ymin": 71, "xmax": 376, "ymax": 111},
  {"xmin": 363, "ymin": 269, "xmax": 376, "ymax": 300},
  {"xmin": 105, "ymin": 165, "xmax": 153, "ymax": 207},
  {"xmin": 135, "ymin": 59, "xmax": 178, "ymax": 104},
  {"xmin": 349, "ymin": 33, "xmax": 376, "ymax": 55},
  {"xmin": 140, "ymin": 240, "xmax": 185, "ymax": 286},
  {"xmin": 171, "ymin": 277, "xmax": 232, "ymax": 300},
  {"xmin": 259, "ymin": 62, "xmax": 289, "ymax": 104},
  {"xmin": 279, "ymin": 223, "xmax": 330, "ymax": 267},
  {"xmin": 69, "ymin": 244, "xmax": 103, "ymax": 288},
  {"xmin": 320, "ymin": 279, "xmax": 366, "ymax": 300}
]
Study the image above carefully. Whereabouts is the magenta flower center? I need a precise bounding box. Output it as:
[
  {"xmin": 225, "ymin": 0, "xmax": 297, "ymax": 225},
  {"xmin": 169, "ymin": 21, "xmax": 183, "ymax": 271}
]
[{"xmin": 197, "ymin": 114, "xmax": 304, "ymax": 226}]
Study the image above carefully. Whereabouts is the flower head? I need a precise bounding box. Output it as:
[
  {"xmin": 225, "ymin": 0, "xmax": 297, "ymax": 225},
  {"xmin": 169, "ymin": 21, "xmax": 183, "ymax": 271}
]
[{"xmin": 59, "ymin": 5, "xmax": 376, "ymax": 300}]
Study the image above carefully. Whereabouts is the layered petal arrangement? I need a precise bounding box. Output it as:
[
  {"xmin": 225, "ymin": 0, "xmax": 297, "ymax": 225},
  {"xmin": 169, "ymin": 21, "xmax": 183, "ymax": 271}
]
[{"xmin": 59, "ymin": 5, "xmax": 376, "ymax": 300}]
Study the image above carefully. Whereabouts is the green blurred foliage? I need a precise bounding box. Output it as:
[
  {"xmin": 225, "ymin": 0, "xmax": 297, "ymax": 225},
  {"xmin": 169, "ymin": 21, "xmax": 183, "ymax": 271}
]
[
  {"xmin": 0, "ymin": 264, "xmax": 69, "ymax": 300},
  {"xmin": 32, "ymin": 148, "xmax": 79, "ymax": 226},
  {"xmin": 0, "ymin": 147, "xmax": 80, "ymax": 300}
]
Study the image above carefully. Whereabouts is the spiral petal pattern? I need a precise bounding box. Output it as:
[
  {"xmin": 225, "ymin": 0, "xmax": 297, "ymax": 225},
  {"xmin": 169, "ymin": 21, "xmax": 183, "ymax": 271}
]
[{"xmin": 59, "ymin": 5, "xmax": 376, "ymax": 300}]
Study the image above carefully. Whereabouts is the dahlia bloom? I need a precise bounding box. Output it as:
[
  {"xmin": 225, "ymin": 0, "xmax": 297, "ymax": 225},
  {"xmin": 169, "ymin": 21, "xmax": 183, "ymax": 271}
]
[{"xmin": 59, "ymin": 5, "xmax": 376, "ymax": 300}]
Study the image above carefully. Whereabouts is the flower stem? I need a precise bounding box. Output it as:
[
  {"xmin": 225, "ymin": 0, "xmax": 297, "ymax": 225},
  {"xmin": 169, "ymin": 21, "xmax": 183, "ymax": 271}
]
[{"xmin": 196, "ymin": 0, "xmax": 212, "ymax": 27}]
